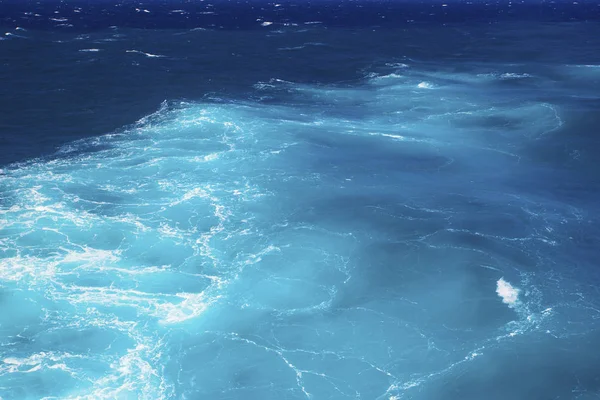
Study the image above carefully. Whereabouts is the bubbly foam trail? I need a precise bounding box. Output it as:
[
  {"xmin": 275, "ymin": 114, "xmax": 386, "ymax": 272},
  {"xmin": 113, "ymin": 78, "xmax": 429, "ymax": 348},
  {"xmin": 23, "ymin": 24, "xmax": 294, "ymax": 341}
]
[
  {"xmin": 0, "ymin": 60, "xmax": 590, "ymax": 399},
  {"xmin": 0, "ymin": 103, "xmax": 275, "ymax": 399}
]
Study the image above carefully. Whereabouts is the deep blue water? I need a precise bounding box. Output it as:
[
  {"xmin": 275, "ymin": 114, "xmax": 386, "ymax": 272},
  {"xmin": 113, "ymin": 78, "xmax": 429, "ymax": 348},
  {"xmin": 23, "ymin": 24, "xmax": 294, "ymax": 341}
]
[{"xmin": 1, "ymin": 1, "xmax": 600, "ymax": 399}]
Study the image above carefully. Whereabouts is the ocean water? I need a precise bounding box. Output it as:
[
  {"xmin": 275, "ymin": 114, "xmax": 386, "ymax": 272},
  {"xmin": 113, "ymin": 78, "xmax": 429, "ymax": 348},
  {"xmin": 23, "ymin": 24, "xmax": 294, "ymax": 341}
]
[{"xmin": 1, "ymin": 2, "xmax": 600, "ymax": 399}]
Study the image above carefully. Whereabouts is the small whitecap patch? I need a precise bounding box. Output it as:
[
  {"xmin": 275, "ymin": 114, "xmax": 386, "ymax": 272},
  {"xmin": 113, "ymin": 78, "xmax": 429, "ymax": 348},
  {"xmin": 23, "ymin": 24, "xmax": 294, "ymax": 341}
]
[
  {"xmin": 126, "ymin": 50, "xmax": 164, "ymax": 58},
  {"xmin": 500, "ymin": 72, "xmax": 532, "ymax": 79},
  {"xmin": 377, "ymin": 73, "xmax": 404, "ymax": 79},
  {"xmin": 417, "ymin": 81, "xmax": 434, "ymax": 89},
  {"xmin": 193, "ymin": 152, "xmax": 220, "ymax": 162},
  {"xmin": 385, "ymin": 62, "xmax": 409, "ymax": 68},
  {"xmin": 496, "ymin": 278, "xmax": 520, "ymax": 307}
]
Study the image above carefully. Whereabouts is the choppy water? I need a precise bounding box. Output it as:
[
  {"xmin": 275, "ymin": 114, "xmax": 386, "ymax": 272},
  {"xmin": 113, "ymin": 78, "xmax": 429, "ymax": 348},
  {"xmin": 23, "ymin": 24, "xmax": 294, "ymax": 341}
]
[{"xmin": 1, "ymin": 4, "xmax": 600, "ymax": 399}]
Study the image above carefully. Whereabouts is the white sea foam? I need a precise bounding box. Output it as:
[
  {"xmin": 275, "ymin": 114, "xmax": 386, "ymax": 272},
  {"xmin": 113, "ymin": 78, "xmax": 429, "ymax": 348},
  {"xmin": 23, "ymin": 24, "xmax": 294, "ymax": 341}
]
[
  {"xmin": 65, "ymin": 338, "xmax": 171, "ymax": 400},
  {"xmin": 156, "ymin": 292, "xmax": 216, "ymax": 324},
  {"xmin": 0, "ymin": 254, "xmax": 58, "ymax": 282},
  {"xmin": 385, "ymin": 62, "xmax": 409, "ymax": 68},
  {"xmin": 375, "ymin": 73, "xmax": 404, "ymax": 80},
  {"xmin": 1, "ymin": 352, "xmax": 84, "ymax": 375},
  {"xmin": 367, "ymin": 131, "xmax": 431, "ymax": 144},
  {"xmin": 496, "ymin": 278, "xmax": 520, "ymax": 307},
  {"xmin": 61, "ymin": 246, "xmax": 121, "ymax": 265},
  {"xmin": 500, "ymin": 72, "xmax": 532, "ymax": 79},
  {"xmin": 193, "ymin": 152, "xmax": 220, "ymax": 162},
  {"xmin": 417, "ymin": 81, "xmax": 434, "ymax": 89},
  {"xmin": 126, "ymin": 50, "xmax": 165, "ymax": 58},
  {"xmin": 170, "ymin": 186, "xmax": 211, "ymax": 206}
]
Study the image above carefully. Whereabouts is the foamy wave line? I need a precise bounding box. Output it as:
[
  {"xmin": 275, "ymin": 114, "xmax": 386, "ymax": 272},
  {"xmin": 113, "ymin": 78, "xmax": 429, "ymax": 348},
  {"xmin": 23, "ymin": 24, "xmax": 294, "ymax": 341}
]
[{"xmin": 126, "ymin": 50, "xmax": 165, "ymax": 58}]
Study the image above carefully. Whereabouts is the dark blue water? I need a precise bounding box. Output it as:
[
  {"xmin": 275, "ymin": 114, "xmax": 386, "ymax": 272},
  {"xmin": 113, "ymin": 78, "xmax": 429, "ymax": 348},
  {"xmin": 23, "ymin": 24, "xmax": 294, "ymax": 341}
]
[{"xmin": 1, "ymin": 1, "xmax": 600, "ymax": 399}]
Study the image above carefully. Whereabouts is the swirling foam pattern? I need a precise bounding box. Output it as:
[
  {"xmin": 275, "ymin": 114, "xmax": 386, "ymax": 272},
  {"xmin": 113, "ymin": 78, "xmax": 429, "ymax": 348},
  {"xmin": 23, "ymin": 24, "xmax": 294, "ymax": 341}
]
[{"xmin": 1, "ymin": 65, "xmax": 599, "ymax": 399}]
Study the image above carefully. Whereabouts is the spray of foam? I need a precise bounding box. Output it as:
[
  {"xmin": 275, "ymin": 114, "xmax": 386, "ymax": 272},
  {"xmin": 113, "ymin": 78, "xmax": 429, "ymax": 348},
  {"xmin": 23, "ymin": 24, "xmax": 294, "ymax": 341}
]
[
  {"xmin": 417, "ymin": 81, "xmax": 434, "ymax": 89},
  {"xmin": 496, "ymin": 278, "xmax": 520, "ymax": 307}
]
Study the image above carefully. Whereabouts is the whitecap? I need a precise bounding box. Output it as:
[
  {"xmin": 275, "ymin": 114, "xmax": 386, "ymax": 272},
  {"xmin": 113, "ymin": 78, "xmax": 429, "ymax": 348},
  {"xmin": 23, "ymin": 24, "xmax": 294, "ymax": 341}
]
[
  {"xmin": 500, "ymin": 72, "xmax": 532, "ymax": 79},
  {"xmin": 385, "ymin": 62, "xmax": 409, "ymax": 68},
  {"xmin": 156, "ymin": 292, "xmax": 217, "ymax": 324},
  {"xmin": 373, "ymin": 73, "xmax": 404, "ymax": 80},
  {"xmin": 193, "ymin": 152, "xmax": 220, "ymax": 162},
  {"xmin": 4, "ymin": 32, "xmax": 26, "ymax": 39},
  {"xmin": 126, "ymin": 50, "xmax": 165, "ymax": 58},
  {"xmin": 496, "ymin": 278, "xmax": 520, "ymax": 307},
  {"xmin": 253, "ymin": 82, "xmax": 276, "ymax": 90},
  {"xmin": 417, "ymin": 81, "xmax": 434, "ymax": 89},
  {"xmin": 278, "ymin": 45, "xmax": 306, "ymax": 51}
]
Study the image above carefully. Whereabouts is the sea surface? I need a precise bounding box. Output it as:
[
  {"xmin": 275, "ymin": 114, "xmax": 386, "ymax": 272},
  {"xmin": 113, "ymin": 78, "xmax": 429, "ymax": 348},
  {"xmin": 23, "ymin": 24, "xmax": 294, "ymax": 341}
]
[{"xmin": 1, "ymin": 1, "xmax": 600, "ymax": 399}]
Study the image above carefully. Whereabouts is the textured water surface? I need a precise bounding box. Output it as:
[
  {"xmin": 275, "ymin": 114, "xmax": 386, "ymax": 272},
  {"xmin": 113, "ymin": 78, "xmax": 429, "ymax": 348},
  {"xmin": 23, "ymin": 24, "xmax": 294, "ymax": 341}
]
[{"xmin": 1, "ymin": 8, "xmax": 600, "ymax": 400}]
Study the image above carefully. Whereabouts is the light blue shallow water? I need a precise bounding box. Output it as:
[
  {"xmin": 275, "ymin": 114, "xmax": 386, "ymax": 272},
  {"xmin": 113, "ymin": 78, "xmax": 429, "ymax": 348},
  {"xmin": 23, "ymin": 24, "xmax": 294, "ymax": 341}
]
[{"xmin": 1, "ymin": 62, "xmax": 600, "ymax": 399}]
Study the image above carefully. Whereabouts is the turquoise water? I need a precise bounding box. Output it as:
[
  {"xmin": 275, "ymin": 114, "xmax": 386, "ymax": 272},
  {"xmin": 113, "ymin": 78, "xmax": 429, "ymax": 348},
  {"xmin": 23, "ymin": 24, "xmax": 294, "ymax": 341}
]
[{"xmin": 1, "ymin": 12, "xmax": 600, "ymax": 400}]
